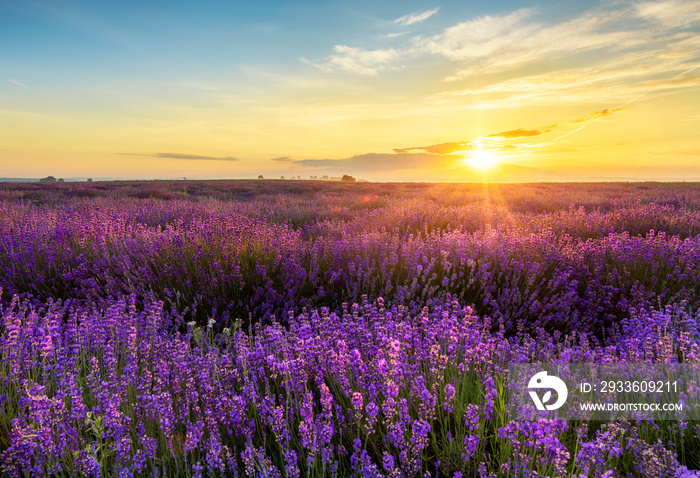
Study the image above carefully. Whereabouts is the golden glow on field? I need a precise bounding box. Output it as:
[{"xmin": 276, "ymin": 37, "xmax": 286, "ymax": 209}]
[{"xmin": 464, "ymin": 149, "xmax": 498, "ymax": 171}]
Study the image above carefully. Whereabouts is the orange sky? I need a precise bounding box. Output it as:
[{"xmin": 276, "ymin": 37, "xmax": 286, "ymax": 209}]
[{"xmin": 2, "ymin": 0, "xmax": 700, "ymax": 181}]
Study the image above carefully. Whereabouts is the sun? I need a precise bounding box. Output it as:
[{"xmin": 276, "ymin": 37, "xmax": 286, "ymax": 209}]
[{"xmin": 464, "ymin": 149, "xmax": 498, "ymax": 171}]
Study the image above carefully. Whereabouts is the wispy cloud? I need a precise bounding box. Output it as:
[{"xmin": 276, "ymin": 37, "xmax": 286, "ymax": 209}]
[
  {"xmin": 487, "ymin": 128, "xmax": 551, "ymax": 139},
  {"xmin": 425, "ymin": 1, "xmax": 700, "ymax": 80},
  {"xmin": 635, "ymin": 0, "xmax": 700, "ymax": 26},
  {"xmin": 307, "ymin": 4, "xmax": 628, "ymax": 76},
  {"xmin": 659, "ymin": 51, "xmax": 693, "ymax": 59},
  {"xmin": 118, "ymin": 152, "xmax": 238, "ymax": 161},
  {"xmin": 394, "ymin": 8, "xmax": 440, "ymax": 26},
  {"xmin": 393, "ymin": 141, "xmax": 473, "ymax": 154},
  {"xmin": 294, "ymin": 152, "xmax": 457, "ymax": 172},
  {"xmin": 429, "ymin": 48, "xmax": 700, "ymax": 107},
  {"xmin": 418, "ymin": 8, "xmax": 537, "ymax": 62},
  {"xmin": 7, "ymin": 78, "xmax": 28, "ymax": 89},
  {"xmin": 270, "ymin": 156, "xmax": 293, "ymax": 162},
  {"xmin": 307, "ymin": 8, "xmax": 538, "ymax": 75},
  {"xmin": 307, "ymin": 0, "xmax": 700, "ymax": 122},
  {"xmin": 572, "ymin": 108, "xmax": 626, "ymax": 123},
  {"xmin": 384, "ymin": 32, "xmax": 408, "ymax": 39},
  {"xmin": 302, "ymin": 45, "xmax": 402, "ymax": 75}
]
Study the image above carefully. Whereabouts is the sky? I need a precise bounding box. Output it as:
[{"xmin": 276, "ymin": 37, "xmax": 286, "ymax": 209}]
[{"xmin": 1, "ymin": 0, "xmax": 700, "ymax": 182}]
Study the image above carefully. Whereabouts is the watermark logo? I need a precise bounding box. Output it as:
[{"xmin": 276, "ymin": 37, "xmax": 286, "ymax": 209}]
[
  {"xmin": 509, "ymin": 363, "xmax": 695, "ymax": 420},
  {"xmin": 527, "ymin": 371, "xmax": 568, "ymax": 410}
]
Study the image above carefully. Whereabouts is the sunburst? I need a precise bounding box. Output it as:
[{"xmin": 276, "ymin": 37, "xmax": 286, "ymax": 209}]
[{"xmin": 463, "ymin": 149, "xmax": 498, "ymax": 171}]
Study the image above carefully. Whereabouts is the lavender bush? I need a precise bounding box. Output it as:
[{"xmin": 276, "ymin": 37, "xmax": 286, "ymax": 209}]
[{"xmin": 1, "ymin": 181, "xmax": 699, "ymax": 476}]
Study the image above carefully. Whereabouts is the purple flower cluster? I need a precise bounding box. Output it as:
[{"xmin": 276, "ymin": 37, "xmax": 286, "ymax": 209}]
[
  {"xmin": 1, "ymin": 290, "xmax": 699, "ymax": 476},
  {"xmin": 0, "ymin": 181, "xmax": 699, "ymax": 476},
  {"xmin": 2, "ymin": 184, "xmax": 700, "ymax": 335}
]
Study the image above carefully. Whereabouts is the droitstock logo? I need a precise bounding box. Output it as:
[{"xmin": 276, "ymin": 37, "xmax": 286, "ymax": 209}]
[{"xmin": 527, "ymin": 371, "xmax": 568, "ymax": 411}]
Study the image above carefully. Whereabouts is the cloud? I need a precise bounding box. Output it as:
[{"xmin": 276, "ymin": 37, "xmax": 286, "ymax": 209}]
[
  {"xmin": 424, "ymin": 7, "xmax": 653, "ymax": 81},
  {"xmin": 418, "ymin": 8, "xmax": 536, "ymax": 61},
  {"xmin": 428, "ymin": 1, "xmax": 700, "ymax": 108},
  {"xmin": 7, "ymin": 78, "xmax": 28, "ymax": 89},
  {"xmin": 308, "ymin": 0, "xmax": 700, "ymax": 99},
  {"xmin": 428, "ymin": 2, "xmax": 700, "ymax": 79},
  {"xmin": 293, "ymin": 152, "xmax": 458, "ymax": 172},
  {"xmin": 303, "ymin": 45, "xmax": 402, "ymax": 75},
  {"xmin": 659, "ymin": 51, "xmax": 692, "ymax": 58},
  {"xmin": 394, "ymin": 8, "xmax": 440, "ymax": 26},
  {"xmin": 429, "ymin": 45, "xmax": 700, "ymax": 107},
  {"xmin": 384, "ymin": 32, "xmax": 408, "ymax": 39},
  {"xmin": 118, "ymin": 152, "xmax": 238, "ymax": 161},
  {"xmin": 307, "ymin": 7, "xmax": 539, "ymax": 76},
  {"xmin": 307, "ymin": 3, "xmax": 624, "ymax": 77},
  {"xmin": 393, "ymin": 141, "xmax": 474, "ymax": 154},
  {"xmin": 270, "ymin": 156, "xmax": 293, "ymax": 162},
  {"xmin": 494, "ymin": 144, "xmax": 518, "ymax": 151},
  {"xmin": 572, "ymin": 108, "xmax": 626, "ymax": 122},
  {"xmin": 589, "ymin": 108, "xmax": 625, "ymax": 118},
  {"xmin": 487, "ymin": 128, "xmax": 550, "ymax": 139},
  {"xmin": 306, "ymin": 4, "xmax": 625, "ymax": 77},
  {"xmin": 393, "ymin": 125, "xmax": 555, "ymax": 159},
  {"xmin": 643, "ymin": 72, "xmax": 700, "ymax": 89},
  {"xmin": 635, "ymin": 0, "xmax": 700, "ymax": 27}
]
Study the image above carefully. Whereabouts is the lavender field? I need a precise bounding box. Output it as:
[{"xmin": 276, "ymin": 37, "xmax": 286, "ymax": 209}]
[{"xmin": 2, "ymin": 180, "xmax": 700, "ymax": 477}]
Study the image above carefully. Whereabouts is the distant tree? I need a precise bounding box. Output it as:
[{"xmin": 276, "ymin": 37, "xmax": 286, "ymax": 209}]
[
  {"xmin": 87, "ymin": 178, "xmax": 93, "ymax": 182},
  {"xmin": 341, "ymin": 174, "xmax": 356, "ymax": 183},
  {"xmin": 39, "ymin": 176, "xmax": 56, "ymax": 183},
  {"xmin": 281, "ymin": 175, "xmax": 285, "ymax": 179},
  {"xmin": 258, "ymin": 175, "xmax": 264, "ymax": 179},
  {"xmin": 322, "ymin": 175, "xmax": 329, "ymax": 180},
  {"xmin": 57, "ymin": 178, "xmax": 65, "ymax": 182}
]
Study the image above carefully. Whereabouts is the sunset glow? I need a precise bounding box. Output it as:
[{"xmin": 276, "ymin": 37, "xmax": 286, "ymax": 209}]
[
  {"xmin": 464, "ymin": 149, "xmax": 498, "ymax": 171},
  {"xmin": 1, "ymin": 1, "xmax": 700, "ymax": 181}
]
